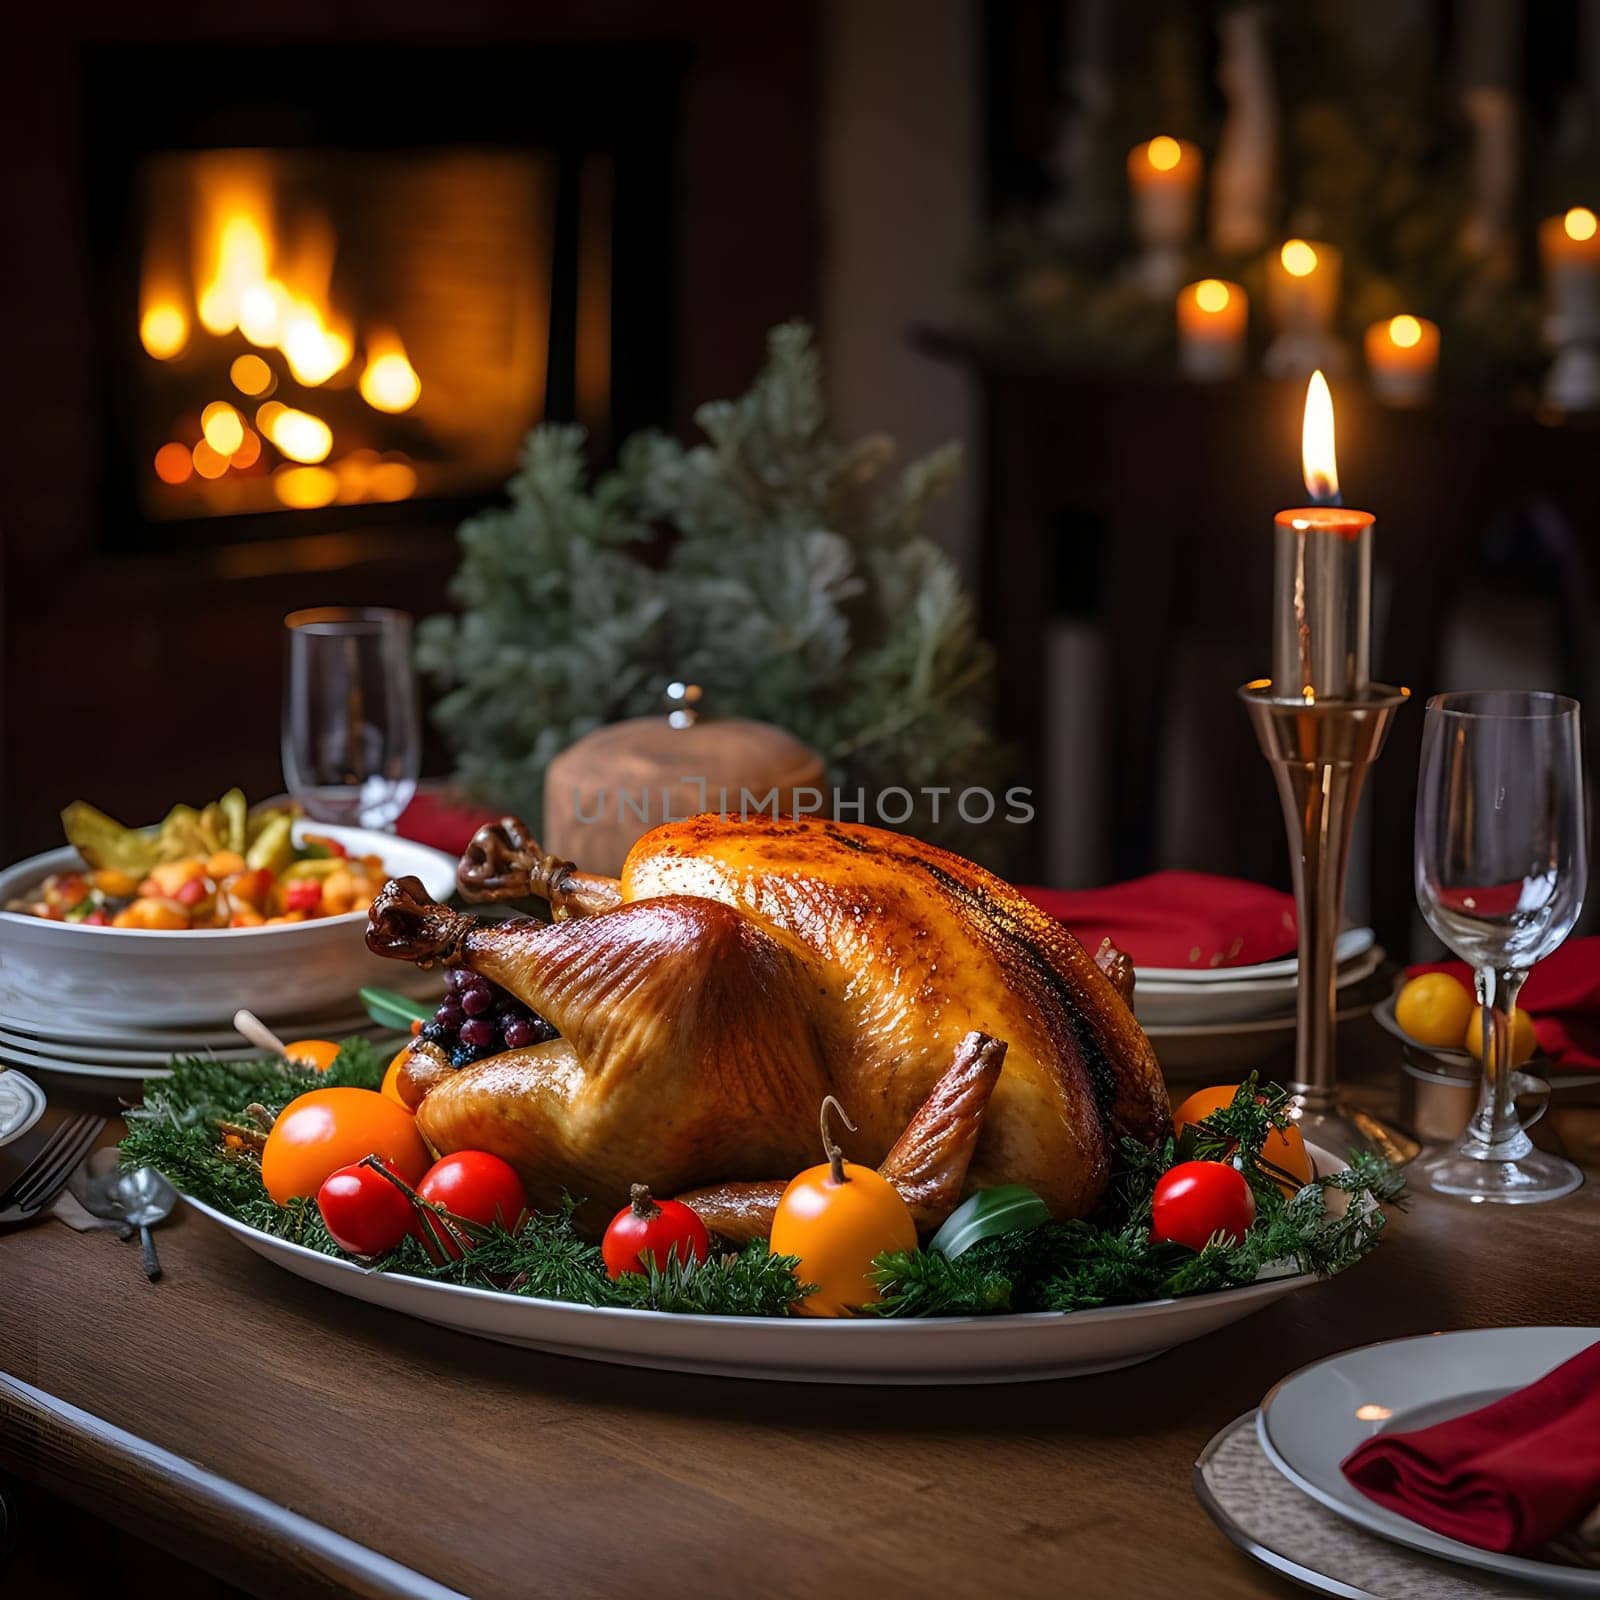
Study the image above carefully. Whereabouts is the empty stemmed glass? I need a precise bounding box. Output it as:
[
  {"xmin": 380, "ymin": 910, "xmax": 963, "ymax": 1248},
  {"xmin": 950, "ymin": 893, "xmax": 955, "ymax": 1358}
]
[
  {"xmin": 1414, "ymin": 690, "xmax": 1587, "ymax": 1202},
  {"xmin": 283, "ymin": 607, "xmax": 420, "ymax": 831}
]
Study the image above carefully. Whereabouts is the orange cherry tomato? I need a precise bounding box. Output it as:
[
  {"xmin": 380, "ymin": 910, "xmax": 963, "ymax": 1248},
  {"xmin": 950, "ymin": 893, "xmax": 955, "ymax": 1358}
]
[
  {"xmin": 284, "ymin": 1038, "xmax": 340, "ymax": 1072},
  {"xmin": 1173, "ymin": 1083, "xmax": 1313, "ymax": 1194},
  {"xmin": 261, "ymin": 1087, "xmax": 429, "ymax": 1205},
  {"xmin": 769, "ymin": 1097, "xmax": 917, "ymax": 1317},
  {"xmin": 381, "ymin": 1045, "xmax": 415, "ymax": 1112}
]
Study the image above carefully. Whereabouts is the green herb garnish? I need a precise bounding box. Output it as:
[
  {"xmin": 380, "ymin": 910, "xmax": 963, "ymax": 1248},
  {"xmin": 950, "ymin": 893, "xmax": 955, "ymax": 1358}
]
[{"xmin": 121, "ymin": 1063, "xmax": 1397, "ymax": 1321}]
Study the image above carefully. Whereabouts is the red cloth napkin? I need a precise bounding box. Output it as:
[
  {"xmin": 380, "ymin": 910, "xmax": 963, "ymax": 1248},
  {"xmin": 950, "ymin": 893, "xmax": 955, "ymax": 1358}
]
[
  {"xmin": 1407, "ymin": 938, "xmax": 1600, "ymax": 1072},
  {"xmin": 396, "ymin": 792, "xmax": 499, "ymax": 858},
  {"xmin": 1341, "ymin": 1339, "xmax": 1600, "ymax": 1554},
  {"xmin": 1020, "ymin": 871, "xmax": 1297, "ymax": 970}
]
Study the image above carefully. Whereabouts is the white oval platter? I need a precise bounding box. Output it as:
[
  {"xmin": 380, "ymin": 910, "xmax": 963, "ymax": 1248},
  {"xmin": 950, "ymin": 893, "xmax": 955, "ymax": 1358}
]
[{"xmin": 183, "ymin": 1144, "xmax": 1360, "ymax": 1386}]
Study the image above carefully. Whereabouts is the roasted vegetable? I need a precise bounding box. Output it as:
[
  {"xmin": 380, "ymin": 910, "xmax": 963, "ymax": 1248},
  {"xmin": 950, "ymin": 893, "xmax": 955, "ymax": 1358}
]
[
  {"xmin": 61, "ymin": 801, "xmax": 159, "ymax": 875},
  {"xmin": 245, "ymin": 814, "xmax": 295, "ymax": 875}
]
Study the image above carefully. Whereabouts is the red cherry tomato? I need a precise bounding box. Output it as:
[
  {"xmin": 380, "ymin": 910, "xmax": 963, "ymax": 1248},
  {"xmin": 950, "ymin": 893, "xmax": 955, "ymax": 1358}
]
[
  {"xmin": 414, "ymin": 1151, "xmax": 528, "ymax": 1260},
  {"xmin": 1150, "ymin": 1160, "xmax": 1257, "ymax": 1252},
  {"xmin": 316, "ymin": 1159, "xmax": 414, "ymax": 1258},
  {"xmin": 602, "ymin": 1185, "xmax": 710, "ymax": 1279}
]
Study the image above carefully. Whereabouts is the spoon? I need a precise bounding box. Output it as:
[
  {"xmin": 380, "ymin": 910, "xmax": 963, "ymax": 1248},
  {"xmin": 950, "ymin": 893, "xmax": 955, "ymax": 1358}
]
[
  {"xmin": 112, "ymin": 1166, "xmax": 177, "ymax": 1281},
  {"xmin": 70, "ymin": 1148, "xmax": 136, "ymax": 1239}
]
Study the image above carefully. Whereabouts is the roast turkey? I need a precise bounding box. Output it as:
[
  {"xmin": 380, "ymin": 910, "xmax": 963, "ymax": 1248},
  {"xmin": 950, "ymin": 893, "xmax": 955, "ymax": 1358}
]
[{"xmin": 367, "ymin": 814, "xmax": 1169, "ymax": 1233}]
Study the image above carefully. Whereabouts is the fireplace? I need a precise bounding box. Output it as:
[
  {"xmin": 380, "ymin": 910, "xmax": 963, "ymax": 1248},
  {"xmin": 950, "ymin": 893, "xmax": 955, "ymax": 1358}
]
[
  {"xmin": 0, "ymin": 5, "xmax": 820, "ymax": 858},
  {"xmin": 83, "ymin": 42, "xmax": 677, "ymax": 551}
]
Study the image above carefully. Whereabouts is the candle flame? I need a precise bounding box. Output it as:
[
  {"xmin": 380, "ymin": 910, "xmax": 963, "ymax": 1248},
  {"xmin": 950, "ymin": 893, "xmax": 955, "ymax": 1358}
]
[
  {"xmin": 1301, "ymin": 370, "xmax": 1339, "ymax": 503},
  {"xmin": 1281, "ymin": 239, "xmax": 1319, "ymax": 278},
  {"xmin": 1147, "ymin": 136, "xmax": 1182, "ymax": 172},
  {"xmin": 1194, "ymin": 278, "xmax": 1231, "ymax": 313},
  {"xmin": 1565, "ymin": 207, "xmax": 1597, "ymax": 243},
  {"xmin": 1388, "ymin": 314, "xmax": 1422, "ymax": 349}
]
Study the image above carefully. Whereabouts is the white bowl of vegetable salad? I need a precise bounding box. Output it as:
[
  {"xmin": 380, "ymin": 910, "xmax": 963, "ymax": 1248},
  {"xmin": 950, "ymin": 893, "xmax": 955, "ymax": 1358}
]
[{"xmin": 0, "ymin": 821, "xmax": 455, "ymax": 1029}]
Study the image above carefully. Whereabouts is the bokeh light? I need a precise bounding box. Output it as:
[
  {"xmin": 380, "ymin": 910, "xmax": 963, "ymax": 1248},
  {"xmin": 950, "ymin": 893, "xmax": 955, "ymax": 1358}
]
[
  {"xmin": 153, "ymin": 442, "xmax": 193, "ymax": 485},
  {"xmin": 200, "ymin": 401, "xmax": 245, "ymax": 456},
  {"xmin": 1388, "ymin": 315, "xmax": 1423, "ymax": 349},
  {"xmin": 230, "ymin": 354, "xmax": 274, "ymax": 397},
  {"xmin": 273, "ymin": 465, "xmax": 340, "ymax": 508},
  {"xmin": 140, "ymin": 304, "xmax": 190, "ymax": 361},
  {"xmin": 1280, "ymin": 239, "xmax": 1319, "ymax": 278},
  {"xmin": 192, "ymin": 440, "xmax": 230, "ymax": 480}
]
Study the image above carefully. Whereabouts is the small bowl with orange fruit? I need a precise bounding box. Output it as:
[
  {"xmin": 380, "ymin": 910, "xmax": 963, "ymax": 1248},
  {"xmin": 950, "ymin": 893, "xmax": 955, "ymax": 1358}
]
[{"xmin": 1376, "ymin": 970, "xmax": 1546, "ymax": 1080}]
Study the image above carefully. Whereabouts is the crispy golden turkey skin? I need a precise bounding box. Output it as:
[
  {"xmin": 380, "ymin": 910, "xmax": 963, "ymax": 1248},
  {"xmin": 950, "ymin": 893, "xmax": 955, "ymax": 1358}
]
[{"xmin": 368, "ymin": 815, "xmax": 1170, "ymax": 1231}]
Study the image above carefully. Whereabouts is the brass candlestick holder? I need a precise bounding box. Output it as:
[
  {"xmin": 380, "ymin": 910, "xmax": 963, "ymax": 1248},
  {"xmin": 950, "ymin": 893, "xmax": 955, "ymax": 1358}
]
[{"xmin": 1240, "ymin": 680, "xmax": 1419, "ymax": 1166}]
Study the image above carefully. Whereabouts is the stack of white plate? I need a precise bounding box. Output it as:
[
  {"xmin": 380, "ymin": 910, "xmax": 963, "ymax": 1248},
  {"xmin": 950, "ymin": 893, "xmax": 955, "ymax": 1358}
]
[
  {"xmin": 0, "ymin": 1001, "xmax": 407, "ymax": 1083},
  {"xmin": 1132, "ymin": 928, "xmax": 1384, "ymax": 1073},
  {"xmin": 0, "ymin": 820, "xmax": 456, "ymax": 1091}
]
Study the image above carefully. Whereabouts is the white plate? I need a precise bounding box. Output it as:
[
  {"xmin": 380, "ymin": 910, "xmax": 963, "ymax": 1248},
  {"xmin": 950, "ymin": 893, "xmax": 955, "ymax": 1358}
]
[
  {"xmin": 0, "ymin": 823, "xmax": 453, "ymax": 1029},
  {"xmin": 1145, "ymin": 994, "xmax": 1378, "ymax": 1076},
  {"xmin": 183, "ymin": 1144, "xmax": 1363, "ymax": 1385},
  {"xmin": 0, "ymin": 1068, "xmax": 46, "ymax": 1148},
  {"xmin": 0, "ymin": 1025, "xmax": 396, "ymax": 1069},
  {"xmin": 0, "ymin": 1006, "xmax": 396, "ymax": 1058},
  {"xmin": 1134, "ymin": 946, "xmax": 1383, "ymax": 1027},
  {"xmin": 0, "ymin": 1026, "xmax": 404, "ymax": 1081},
  {"xmin": 1, "ymin": 999, "xmax": 414, "ymax": 1051},
  {"xmin": 1139, "ymin": 927, "xmax": 1374, "ymax": 985},
  {"xmin": 1258, "ymin": 1327, "xmax": 1600, "ymax": 1594}
]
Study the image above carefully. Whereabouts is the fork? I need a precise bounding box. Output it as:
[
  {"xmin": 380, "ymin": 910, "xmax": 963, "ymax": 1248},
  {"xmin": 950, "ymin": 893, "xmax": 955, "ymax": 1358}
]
[{"xmin": 0, "ymin": 1114, "xmax": 107, "ymax": 1225}]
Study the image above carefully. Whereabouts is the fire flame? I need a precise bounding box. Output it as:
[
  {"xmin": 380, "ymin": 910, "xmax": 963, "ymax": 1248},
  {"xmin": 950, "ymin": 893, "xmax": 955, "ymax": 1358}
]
[
  {"xmin": 1301, "ymin": 370, "xmax": 1339, "ymax": 504},
  {"xmin": 145, "ymin": 155, "xmax": 424, "ymax": 507},
  {"xmin": 359, "ymin": 330, "xmax": 422, "ymax": 413}
]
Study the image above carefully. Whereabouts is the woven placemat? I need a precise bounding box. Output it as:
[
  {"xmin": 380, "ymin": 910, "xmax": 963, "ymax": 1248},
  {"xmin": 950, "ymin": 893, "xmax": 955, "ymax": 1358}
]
[{"xmin": 1194, "ymin": 1412, "xmax": 1559, "ymax": 1599}]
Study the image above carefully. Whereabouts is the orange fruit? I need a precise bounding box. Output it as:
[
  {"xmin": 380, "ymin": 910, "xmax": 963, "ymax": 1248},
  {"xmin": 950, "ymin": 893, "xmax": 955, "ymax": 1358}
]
[
  {"xmin": 1172, "ymin": 1083, "xmax": 1313, "ymax": 1193},
  {"xmin": 1394, "ymin": 973, "xmax": 1475, "ymax": 1049},
  {"xmin": 770, "ymin": 1161, "xmax": 917, "ymax": 1317},
  {"xmin": 381, "ymin": 1044, "xmax": 415, "ymax": 1112},
  {"xmin": 1463, "ymin": 1005, "xmax": 1537, "ymax": 1066},
  {"xmin": 283, "ymin": 1038, "xmax": 340, "ymax": 1072},
  {"xmin": 260, "ymin": 1087, "xmax": 428, "ymax": 1205}
]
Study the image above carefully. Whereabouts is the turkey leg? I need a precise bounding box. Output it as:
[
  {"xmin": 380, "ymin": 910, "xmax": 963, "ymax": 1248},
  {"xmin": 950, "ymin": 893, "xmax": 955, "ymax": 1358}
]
[
  {"xmin": 677, "ymin": 1030, "xmax": 1007, "ymax": 1241},
  {"xmin": 458, "ymin": 817, "xmax": 622, "ymax": 918}
]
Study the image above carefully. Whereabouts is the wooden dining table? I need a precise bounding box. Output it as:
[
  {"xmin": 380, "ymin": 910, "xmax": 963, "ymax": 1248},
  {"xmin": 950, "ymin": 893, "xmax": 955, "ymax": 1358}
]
[{"xmin": 3, "ymin": 1022, "xmax": 1598, "ymax": 1600}]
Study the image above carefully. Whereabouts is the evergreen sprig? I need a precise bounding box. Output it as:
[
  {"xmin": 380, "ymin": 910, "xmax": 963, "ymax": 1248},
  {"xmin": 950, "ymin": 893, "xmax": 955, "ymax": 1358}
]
[
  {"xmin": 122, "ymin": 1060, "xmax": 1397, "ymax": 1322},
  {"xmin": 870, "ymin": 1079, "xmax": 1402, "ymax": 1318},
  {"xmin": 416, "ymin": 322, "xmax": 1005, "ymax": 857}
]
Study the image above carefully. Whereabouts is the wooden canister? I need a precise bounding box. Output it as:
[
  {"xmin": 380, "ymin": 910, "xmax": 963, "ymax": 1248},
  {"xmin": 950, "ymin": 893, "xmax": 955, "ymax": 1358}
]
[{"xmin": 543, "ymin": 712, "xmax": 827, "ymax": 876}]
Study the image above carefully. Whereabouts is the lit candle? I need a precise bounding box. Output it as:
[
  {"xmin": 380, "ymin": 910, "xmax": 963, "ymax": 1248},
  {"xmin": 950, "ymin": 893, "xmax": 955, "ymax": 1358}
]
[
  {"xmin": 1127, "ymin": 136, "xmax": 1202, "ymax": 247},
  {"xmin": 1364, "ymin": 314, "xmax": 1439, "ymax": 407},
  {"xmin": 1540, "ymin": 206, "xmax": 1600, "ymax": 330},
  {"xmin": 1540, "ymin": 207, "xmax": 1600, "ymax": 411},
  {"xmin": 1264, "ymin": 239, "xmax": 1345, "ymax": 378},
  {"xmin": 1267, "ymin": 238, "xmax": 1340, "ymax": 334},
  {"xmin": 1177, "ymin": 278, "xmax": 1248, "ymax": 379},
  {"xmin": 1271, "ymin": 372, "xmax": 1374, "ymax": 700}
]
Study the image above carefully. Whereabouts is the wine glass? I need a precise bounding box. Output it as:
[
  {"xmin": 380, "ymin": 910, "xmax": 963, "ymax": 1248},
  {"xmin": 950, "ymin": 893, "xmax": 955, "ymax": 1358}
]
[
  {"xmin": 1414, "ymin": 690, "xmax": 1587, "ymax": 1203},
  {"xmin": 283, "ymin": 607, "xmax": 420, "ymax": 830}
]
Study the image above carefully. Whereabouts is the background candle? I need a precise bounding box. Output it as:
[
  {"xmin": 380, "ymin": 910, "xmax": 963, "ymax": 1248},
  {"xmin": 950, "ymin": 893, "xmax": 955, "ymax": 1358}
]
[
  {"xmin": 1540, "ymin": 207, "xmax": 1600, "ymax": 410},
  {"xmin": 1267, "ymin": 238, "xmax": 1340, "ymax": 333},
  {"xmin": 1272, "ymin": 372, "xmax": 1373, "ymax": 699},
  {"xmin": 1127, "ymin": 136, "xmax": 1201, "ymax": 248},
  {"xmin": 1540, "ymin": 206, "xmax": 1600, "ymax": 329},
  {"xmin": 1264, "ymin": 238, "xmax": 1346, "ymax": 378},
  {"xmin": 1364, "ymin": 314, "xmax": 1439, "ymax": 406},
  {"xmin": 1177, "ymin": 278, "xmax": 1248, "ymax": 378}
]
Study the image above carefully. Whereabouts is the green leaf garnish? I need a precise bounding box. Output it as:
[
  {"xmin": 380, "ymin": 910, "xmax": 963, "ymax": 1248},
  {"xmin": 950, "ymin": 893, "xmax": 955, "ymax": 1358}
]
[{"xmin": 929, "ymin": 1184, "xmax": 1051, "ymax": 1258}]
